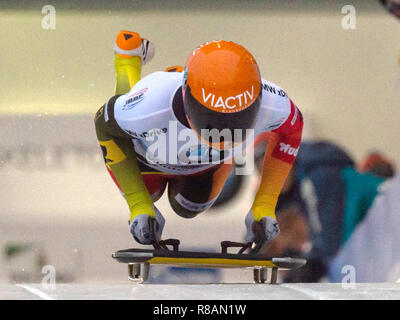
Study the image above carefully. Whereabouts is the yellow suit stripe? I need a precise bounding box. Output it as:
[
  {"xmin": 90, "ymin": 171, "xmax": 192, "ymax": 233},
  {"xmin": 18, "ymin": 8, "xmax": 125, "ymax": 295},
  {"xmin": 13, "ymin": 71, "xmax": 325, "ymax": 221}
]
[{"xmin": 114, "ymin": 55, "xmax": 141, "ymax": 95}]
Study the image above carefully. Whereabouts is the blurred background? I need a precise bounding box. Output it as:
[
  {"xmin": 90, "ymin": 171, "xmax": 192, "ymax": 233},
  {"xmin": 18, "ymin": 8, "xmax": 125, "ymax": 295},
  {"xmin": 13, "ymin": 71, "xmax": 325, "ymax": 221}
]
[{"xmin": 0, "ymin": 0, "xmax": 399, "ymax": 283}]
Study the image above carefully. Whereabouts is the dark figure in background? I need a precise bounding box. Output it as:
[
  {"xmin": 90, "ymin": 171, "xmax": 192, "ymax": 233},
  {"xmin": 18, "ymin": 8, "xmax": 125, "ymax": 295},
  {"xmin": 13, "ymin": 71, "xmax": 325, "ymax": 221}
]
[
  {"xmin": 358, "ymin": 151, "xmax": 395, "ymax": 178},
  {"xmin": 379, "ymin": 0, "xmax": 400, "ymax": 19},
  {"xmin": 256, "ymin": 141, "xmax": 390, "ymax": 282}
]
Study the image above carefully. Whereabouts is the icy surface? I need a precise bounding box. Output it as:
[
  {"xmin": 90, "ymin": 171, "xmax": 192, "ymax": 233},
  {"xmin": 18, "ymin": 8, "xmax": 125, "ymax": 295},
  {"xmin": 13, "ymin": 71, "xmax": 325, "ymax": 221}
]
[{"xmin": 2, "ymin": 283, "xmax": 400, "ymax": 300}]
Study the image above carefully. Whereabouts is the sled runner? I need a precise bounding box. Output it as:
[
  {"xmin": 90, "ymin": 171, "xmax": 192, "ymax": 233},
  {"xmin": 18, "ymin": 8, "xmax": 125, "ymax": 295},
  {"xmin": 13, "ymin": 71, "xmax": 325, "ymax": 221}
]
[{"xmin": 112, "ymin": 239, "xmax": 306, "ymax": 284}]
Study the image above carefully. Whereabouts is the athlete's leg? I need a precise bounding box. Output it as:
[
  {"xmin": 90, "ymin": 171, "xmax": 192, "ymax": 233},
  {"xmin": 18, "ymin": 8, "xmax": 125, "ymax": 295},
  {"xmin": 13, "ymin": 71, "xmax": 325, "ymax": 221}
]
[
  {"xmin": 136, "ymin": 161, "xmax": 168, "ymax": 202},
  {"xmin": 168, "ymin": 163, "xmax": 234, "ymax": 218},
  {"xmin": 103, "ymin": 31, "xmax": 157, "ymax": 217},
  {"xmin": 114, "ymin": 31, "xmax": 143, "ymax": 95},
  {"xmin": 141, "ymin": 174, "xmax": 168, "ymax": 202}
]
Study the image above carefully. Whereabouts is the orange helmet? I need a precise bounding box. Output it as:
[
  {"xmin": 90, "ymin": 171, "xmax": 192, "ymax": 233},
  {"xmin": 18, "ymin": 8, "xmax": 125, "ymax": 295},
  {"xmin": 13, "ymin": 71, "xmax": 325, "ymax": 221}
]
[{"xmin": 183, "ymin": 40, "xmax": 262, "ymax": 149}]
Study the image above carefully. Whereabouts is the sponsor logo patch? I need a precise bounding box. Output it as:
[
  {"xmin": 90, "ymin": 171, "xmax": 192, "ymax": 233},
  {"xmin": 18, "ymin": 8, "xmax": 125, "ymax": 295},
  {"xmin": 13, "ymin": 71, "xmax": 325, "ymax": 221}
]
[
  {"xmin": 123, "ymin": 88, "xmax": 148, "ymax": 110},
  {"xmin": 125, "ymin": 127, "xmax": 167, "ymax": 139},
  {"xmin": 272, "ymin": 141, "xmax": 299, "ymax": 164},
  {"xmin": 200, "ymin": 86, "xmax": 255, "ymax": 113},
  {"xmin": 262, "ymin": 84, "xmax": 287, "ymax": 97}
]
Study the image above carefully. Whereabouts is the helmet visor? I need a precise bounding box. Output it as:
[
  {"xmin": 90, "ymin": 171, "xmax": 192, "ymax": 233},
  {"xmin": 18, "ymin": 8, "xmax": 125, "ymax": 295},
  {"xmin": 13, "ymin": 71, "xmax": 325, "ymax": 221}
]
[{"xmin": 184, "ymin": 84, "xmax": 261, "ymax": 150}]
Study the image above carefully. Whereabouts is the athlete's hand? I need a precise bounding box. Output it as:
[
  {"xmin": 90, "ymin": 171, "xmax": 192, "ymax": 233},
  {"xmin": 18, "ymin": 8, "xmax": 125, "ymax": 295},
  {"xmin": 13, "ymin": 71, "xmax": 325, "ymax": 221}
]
[
  {"xmin": 129, "ymin": 206, "xmax": 165, "ymax": 245},
  {"xmin": 245, "ymin": 210, "xmax": 280, "ymax": 244}
]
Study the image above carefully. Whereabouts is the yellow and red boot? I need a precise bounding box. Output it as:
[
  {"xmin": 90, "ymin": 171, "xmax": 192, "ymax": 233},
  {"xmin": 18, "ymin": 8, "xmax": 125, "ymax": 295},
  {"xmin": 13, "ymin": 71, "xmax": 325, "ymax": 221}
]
[{"xmin": 114, "ymin": 30, "xmax": 155, "ymax": 65}]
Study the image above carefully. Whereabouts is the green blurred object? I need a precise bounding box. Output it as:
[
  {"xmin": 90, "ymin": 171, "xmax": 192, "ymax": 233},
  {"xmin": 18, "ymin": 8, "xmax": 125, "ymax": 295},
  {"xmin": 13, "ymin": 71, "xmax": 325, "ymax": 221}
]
[{"xmin": 3, "ymin": 243, "xmax": 32, "ymax": 260}]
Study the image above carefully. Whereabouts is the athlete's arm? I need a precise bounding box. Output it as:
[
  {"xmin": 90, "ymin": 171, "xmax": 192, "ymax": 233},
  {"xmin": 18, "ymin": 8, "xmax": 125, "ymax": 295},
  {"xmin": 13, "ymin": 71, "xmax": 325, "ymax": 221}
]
[
  {"xmin": 252, "ymin": 99, "xmax": 303, "ymax": 221},
  {"xmin": 94, "ymin": 96, "xmax": 156, "ymax": 221},
  {"xmin": 94, "ymin": 55, "xmax": 155, "ymax": 222}
]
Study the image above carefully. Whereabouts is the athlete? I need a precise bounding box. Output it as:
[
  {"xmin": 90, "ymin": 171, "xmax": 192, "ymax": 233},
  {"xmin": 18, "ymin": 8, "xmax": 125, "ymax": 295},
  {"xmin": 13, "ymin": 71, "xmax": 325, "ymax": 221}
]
[{"xmin": 94, "ymin": 31, "xmax": 304, "ymax": 246}]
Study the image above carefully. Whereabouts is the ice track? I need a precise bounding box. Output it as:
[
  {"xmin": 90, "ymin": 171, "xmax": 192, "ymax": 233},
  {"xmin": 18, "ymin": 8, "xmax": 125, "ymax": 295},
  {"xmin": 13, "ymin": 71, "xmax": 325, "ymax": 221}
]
[{"xmin": 2, "ymin": 283, "xmax": 400, "ymax": 300}]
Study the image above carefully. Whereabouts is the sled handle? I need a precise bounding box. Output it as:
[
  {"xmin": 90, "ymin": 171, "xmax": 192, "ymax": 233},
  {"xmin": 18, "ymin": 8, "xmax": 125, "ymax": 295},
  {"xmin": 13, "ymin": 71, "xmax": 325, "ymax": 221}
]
[
  {"xmin": 220, "ymin": 241, "xmax": 253, "ymax": 254},
  {"xmin": 153, "ymin": 238, "xmax": 180, "ymax": 252}
]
